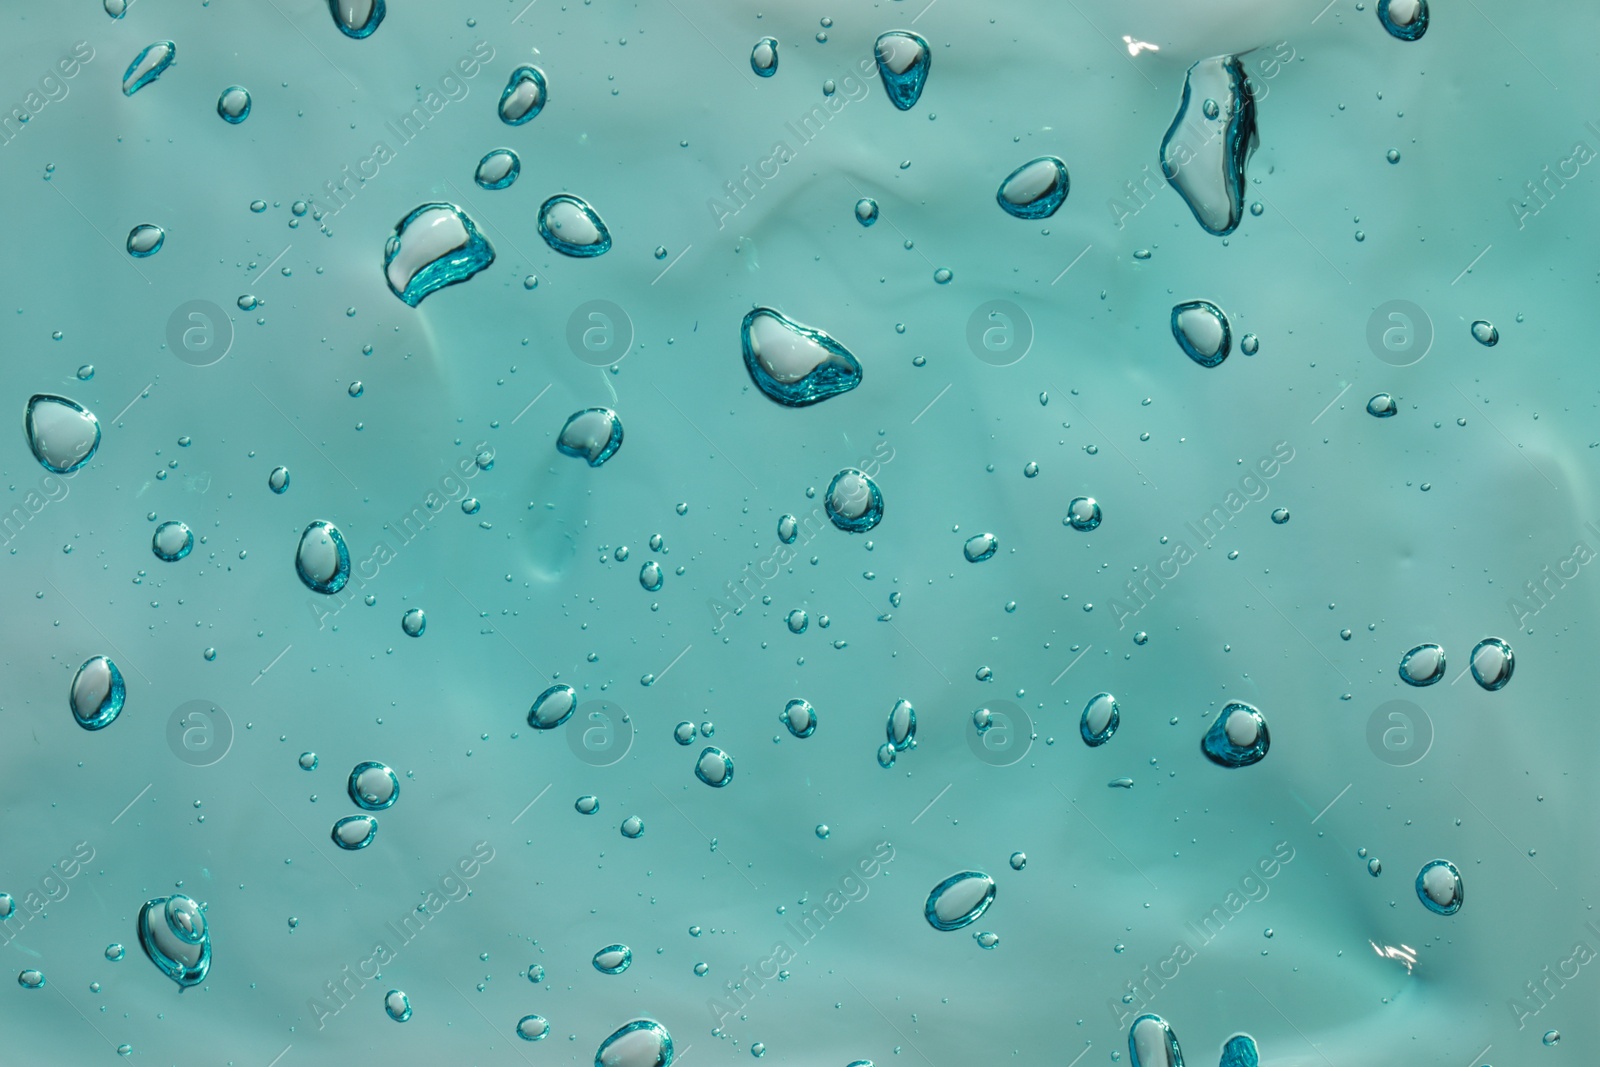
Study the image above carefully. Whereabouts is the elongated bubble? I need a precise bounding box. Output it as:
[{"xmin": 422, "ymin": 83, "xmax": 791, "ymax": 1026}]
[
  {"xmin": 741, "ymin": 308, "xmax": 863, "ymax": 407},
  {"xmin": 538, "ymin": 195, "xmax": 611, "ymax": 257},
  {"xmin": 384, "ymin": 203, "xmax": 495, "ymax": 307},
  {"xmin": 751, "ymin": 37, "xmax": 778, "ymax": 77},
  {"xmin": 499, "ymin": 66, "xmax": 548, "ymax": 125},
  {"xmin": 296, "ymin": 521, "xmax": 351, "ymax": 594},
  {"xmin": 1160, "ymin": 56, "xmax": 1257, "ymax": 236},
  {"xmin": 875, "ymin": 31, "xmax": 931, "ymax": 110},
  {"xmin": 137, "ymin": 894, "xmax": 211, "ymax": 987},
  {"xmin": 123, "ymin": 41, "xmax": 176, "ymax": 96},
  {"xmin": 328, "ymin": 0, "xmax": 385, "ymax": 39},
  {"xmin": 996, "ymin": 156, "xmax": 1070, "ymax": 219},
  {"xmin": 71, "ymin": 656, "xmax": 125, "ymax": 731},
  {"xmin": 923, "ymin": 871, "xmax": 995, "ymax": 930}
]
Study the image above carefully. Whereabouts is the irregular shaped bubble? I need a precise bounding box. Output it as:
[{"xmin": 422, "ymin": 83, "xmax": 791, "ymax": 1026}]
[
  {"xmin": 137, "ymin": 894, "xmax": 211, "ymax": 988},
  {"xmin": 885, "ymin": 698, "xmax": 916, "ymax": 751},
  {"xmin": 1367, "ymin": 393, "xmax": 1398, "ymax": 417},
  {"xmin": 217, "ymin": 86, "xmax": 251, "ymax": 123},
  {"xmin": 331, "ymin": 814, "xmax": 379, "ymax": 850},
  {"xmin": 596, "ymin": 1019, "xmax": 673, "ymax": 1067},
  {"xmin": 874, "ymin": 31, "xmax": 931, "ymax": 110},
  {"xmin": 781, "ymin": 699, "xmax": 817, "ymax": 738},
  {"xmin": 1415, "ymin": 859, "xmax": 1462, "ymax": 914},
  {"xmin": 127, "ymin": 224, "xmax": 164, "ymax": 257},
  {"xmin": 1217, "ymin": 1035, "xmax": 1258, "ymax": 1067},
  {"xmin": 575, "ymin": 795, "xmax": 600, "ymax": 815},
  {"xmin": 1470, "ymin": 319, "xmax": 1498, "ymax": 346},
  {"xmin": 384, "ymin": 989, "xmax": 411, "ymax": 1022},
  {"xmin": 25, "ymin": 394, "xmax": 100, "ymax": 473},
  {"xmin": 499, "ymin": 65, "xmax": 548, "ymax": 125},
  {"xmin": 122, "ymin": 41, "xmax": 176, "ymax": 96},
  {"xmin": 296, "ymin": 521, "xmax": 351, "ymax": 594},
  {"xmin": 1160, "ymin": 56, "xmax": 1257, "ymax": 236},
  {"xmin": 1377, "ymin": 0, "xmax": 1429, "ymax": 40},
  {"xmin": 1172, "ymin": 300, "xmax": 1231, "ymax": 367},
  {"xmin": 1080, "ymin": 692, "xmax": 1119, "ymax": 747},
  {"xmin": 1066, "ymin": 497, "xmax": 1102, "ymax": 531},
  {"xmin": 673, "ymin": 721, "xmax": 697, "ymax": 746},
  {"xmin": 777, "ymin": 514, "xmax": 800, "ymax": 543},
  {"xmin": 529, "ymin": 684, "xmax": 578, "ymax": 730},
  {"xmin": 347, "ymin": 762, "xmax": 399, "ymax": 810},
  {"xmin": 557, "ymin": 408, "xmax": 624, "ymax": 467},
  {"xmin": 400, "ymin": 608, "xmax": 426, "ymax": 637},
  {"xmin": 475, "ymin": 149, "xmax": 521, "ymax": 190},
  {"xmin": 1398, "ymin": 643, "xmax": 1446, "ymax": 686},
  {"xmin": 539, "ymin": 195, "xmax": 611, "ymax": 257},
  {"xmin": 924, "ymin": 871, "xmax": 995, "ymax": 931},
  {"xmin": 593, "ymin": 944, "xmax": 633, "ymax": 974},
  {"xmin": 1201, "ymin": 701, "xmax": 1270, "ymax": 767},
  {"xmin": 996, "ymin": 156, "xmax": 1070, "ymax": 219},
  {"xmin": 71, "ymin": 655, "xmax": 125, "ymax": 731},
  {"xmin": 640, "ymin": 561, "xmax": 664, "ymax": 592},
  {"xmin": 963, "ymin": 533, "xmax": 999, "ymax": 562},
  {"xmin": 152, "ymin": 521, "xmax": 193, "ymax": 562},
  {"xmin": 328, "ymin": 0, "xmax": 385, "ymax": 38},
  {"xmin": 695, "ymin": 747, "xmax": 734, "ymax": 787},
  {"xmin": 826, "ymin": 468, "xmax": 883, "ymax": 532},
  {"xmin": 751, "ymin": 37, "xmax": 778, "ymax": 77},
  {"xmin": 518, "ymin": 1014, "xmax": 551, "ymax": 1041},
  {"xmin": 268, "ymin": 467, "xmax": 290, "ymax": 493},
  {"xmin": 1469, "ymin": 637, "xmax": 1514, "ymax": 691},
  {"xmin": 741, "ymin": 308, "xmax": 863, "ymax": 407},
  {"xmin": 384, "ymin": 203, "xmax": 495, "ymax": 307},
  {"xmin": 855, "ymin": 198, "xmax": 879, "ymax": 226}
]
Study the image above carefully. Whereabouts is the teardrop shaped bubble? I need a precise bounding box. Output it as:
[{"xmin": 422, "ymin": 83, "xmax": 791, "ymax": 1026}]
[
  {"xmin": 475, "ymin": 149, "xmax": 521, "ymax": 190},
  {"xmin": 962, "ymin": 533, "xmax": 999, "ymax": 563},
  {"xmin": 1172, "ymin": 300, "xmax": 1231, "ymax": 367},
  {"xmin": 1415, "ymin": 859, "xmax": 1463, "ymax": 914},
  {"xmin": 329, "ymin": 0, "xmax": 385, "ymax": 39},
  {"xmin": 331, "ymin": 814, "xmax": 379, "ymax": 850},
  {"xmin": 1470, "ymin": 319, "xmax": 1498, "ymax": 346},
  {"xmin": 886, "ymin": 698, "xmax": 916, "ymax": 751},
  {"xmin": 593, "ymin": 944, "xmax": 633, "ymax": 974},
  {"xmin": 596, "ymin": 1019, "xmax": 673, "ymax": 1067},
  {"xmin": 741, "ymin": 308, "xmax": 864, "ymax": 407},
  {"xmin": 777, "ymin": 514, "xmax": 799, "ymax": 543},
  {"xmin": 557, "ymin": 408, "xmax": 624, "ymax": 467},
  {"xmin": 576, "ymin": 795, "xmax": 600, "ymax": 814},
  {"xmin": 1217, "ymin": 1034, "xmax": 1259, "ymax": 1067},
  {"xmin": 499, "ymin": 65, "xmax": 548, "ymax": 125},
  {"xmin": 127, "ymin": 224, "xmax": 165, "ymax": 257},
  {"xmin": 1469, "ymin": 637, "xmax": 1513, "ymax": 691},
  {"xmin": 400, "ymin": 607, "xmax": 426, "ymax": 637},
  {"xmin": 122, "ymin": 41, "xmax": 176, "ymax": 96},
  {"xmin": 152, "ymin": 520, "xmax": 193, "ymax": 562},
  {"xmin": 1066, "ymin": 496, "xmax": 1102, "ymax": 531},
  {"xmin": 518, "ymin": 1014, "xmax": 551, "ymax": 1041},
  {"xmin": 25, "ymin": 394, "xmax": 101, "ymax": 473},
  {"xmin": 1128, "ymin": 1014, "xmax": 1184, "ymax": 1067},
  {"xmin": 71, "ymin": 656, "xmax": 126, "ymax": 731},
  {"xmin": 1080, "ymin": 692, "xmax": 1119, "ymax": 747},
  {"xmin": 1377, "ymin": 0, "xmax": 1429, "ymax": 40},
  {"xmin": 781, "ymin": 698, "xmax": 817, "ymax": 738},
  {"xmin": 18, "ymin": 969, "xmax": 45, "ymax": 989},
  {"xmin": 529, "ymin": 683, "xmax": 578, "ymax": 730},
  {"xmin": 826, "ymin": 468, "xmax": 884, "ymax": 532},
  {"xmin": 1398, "ymin": 643, "xmax": 1446, "ymax": 686},
  {"xmin": 1201, "ymin": 701, "xmax": 1270, "ymax": 767},
  {"xmin": 751, "ymin": 37, "xmax": 778, "ymax": 77},
  {"xmin": 874, "ymin": 31, "xmax": 931, "ymax": 110},
  {"xmin": 855, "ymin": 198, "xmax": 879, "ymax": 226},
  {"xmin": 296, "ymin": 521, "xmax": 351, "ymax": 594},
  {"xmin": 384, "ymin": 203, "xmax": 495, "ymax": 307},
  {"xmin": 1367, "ymin": 857, "xmax": 1383, "ymax": 876},
  {"xmin": 348, "ymin": 762, "xmax": 399, "ymax": 810},
  {"xmin": 786, "ymin": 609, "xmax": 808, "ymax": 634},
  {"xmin": 695, "ymin": 746, "xmax": 734, "ymax": 787},
  {"xmin": 137, "ymin": 894, "xmax": 211, "ymax": 988},
  {"xmin": 384, "ymin": 989, "xmax": 412, "ymax": 1022},
  {"xmin": 1367, "ymin": 393, "xmax": 1398, "ymax": 417},
  {"xmin": 923, "ymin": 871, "xmax": 995, "ymax": 931},
  {"xmin": 268, "ymin": 466, "xmax": 291, "ymax": 493},
  {"xmin": 640, "ymin": 560, "xmax": 664, "ymax": 592},
  {"xmin": 673, "ymin": 722, "xmax": 697, "ymax": 745},
  {"xmin": 217, "ymin": 86, "xmax": 251, "ymax": 123},
  {"xmin": 1160, "ymin": 55, "xmax": 1258, "ymax": 236},
  {"xmin": 538, "ymin": 195, "xmax": 611, "ymax": 257},
  {"xmin": 996, "ymin": 156, "xmax": 1070, "ymax": 219}
]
